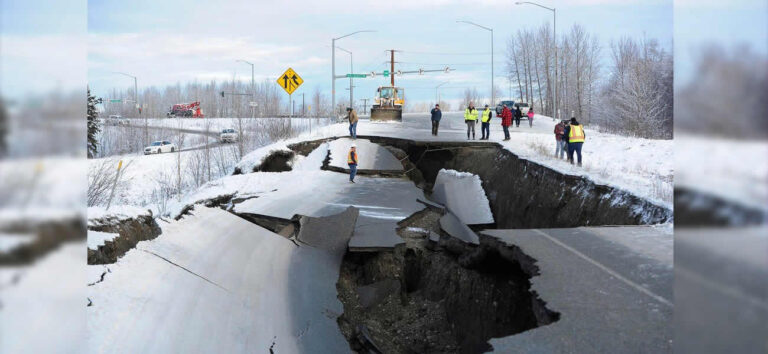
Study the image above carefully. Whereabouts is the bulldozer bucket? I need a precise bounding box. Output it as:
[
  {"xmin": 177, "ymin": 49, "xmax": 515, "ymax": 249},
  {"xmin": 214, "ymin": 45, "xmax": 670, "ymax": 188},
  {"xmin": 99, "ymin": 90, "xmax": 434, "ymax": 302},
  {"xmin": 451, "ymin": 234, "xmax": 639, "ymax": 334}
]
[{"xmin": 370, "ymin": 106, "xmax": 402, "ymax": 122}]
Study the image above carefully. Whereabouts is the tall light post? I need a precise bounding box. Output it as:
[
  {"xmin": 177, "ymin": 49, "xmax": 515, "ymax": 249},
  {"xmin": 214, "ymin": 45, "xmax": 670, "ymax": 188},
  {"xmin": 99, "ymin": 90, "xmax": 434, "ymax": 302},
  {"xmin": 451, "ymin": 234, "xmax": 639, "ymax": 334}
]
[
  {"xmin": 113, "ymin": 71, "xmax": 145, "ymax": 148},
  {"xmin": 458, "ymin": 20, "xmax": 494, "ymax": 106},
  {"xmin": 435, "ymin": 81, "xmax": 449, "ymax": 105},
  {"xmin": 336, "ymin": 46, "xmax": 354, "ymax": 109},
  {"xmin": 332, "ymin": 30, "xmax": 375, "ymax": 117},
  {"xmin": 515, "ymin": 1, "xmax": 556, "ymax": 119},
  {"xmin": 236, "ymin": 59, "xmax": 256, "ymax": 118}
]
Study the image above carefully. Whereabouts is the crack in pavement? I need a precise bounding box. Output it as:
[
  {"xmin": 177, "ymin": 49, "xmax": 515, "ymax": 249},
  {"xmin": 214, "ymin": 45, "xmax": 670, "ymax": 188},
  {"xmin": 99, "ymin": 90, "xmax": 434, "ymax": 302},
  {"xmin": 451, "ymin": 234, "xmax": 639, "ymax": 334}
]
[
  {"xmin": 139, "ymin": 249, "xmax": 231, "ymax": 293},
  {"xmin": 88, "ymin": 267, "xmax": 111, "ymax": 286}
]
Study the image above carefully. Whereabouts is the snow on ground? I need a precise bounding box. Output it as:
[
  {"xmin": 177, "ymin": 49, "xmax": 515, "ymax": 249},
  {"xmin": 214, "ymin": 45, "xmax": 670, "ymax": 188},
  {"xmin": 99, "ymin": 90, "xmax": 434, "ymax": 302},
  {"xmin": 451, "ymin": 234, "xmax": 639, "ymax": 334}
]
[
  {"xmin": 126, "ymin": 117, "xmax": 328, "ymax": 135},
  {"xmin": 87, "ymin": 230, "xmax": 119, "ymax": 250},
  {"xmin": 98, "ymin": 111, "xmax": 676, "ymax": 218},
  {"xmin": 87, "ymin": 205, "xmax": 149, "ymax": 223},
  {"xmin": 0, "ymin": 233, "xmax": 36, "ymax": 252},
  {"xmin": 676, "ymin": 133, "xmax": 768, "ymax": 210}
]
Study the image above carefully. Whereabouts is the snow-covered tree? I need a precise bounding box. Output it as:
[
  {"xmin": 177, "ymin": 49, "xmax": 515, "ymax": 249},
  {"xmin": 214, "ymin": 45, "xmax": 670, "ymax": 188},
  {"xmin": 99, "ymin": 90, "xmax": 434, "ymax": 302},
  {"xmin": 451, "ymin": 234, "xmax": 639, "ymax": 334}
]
[{"xmin": 87, "ymin": 86, "xmax": 102, "ymax": 158}]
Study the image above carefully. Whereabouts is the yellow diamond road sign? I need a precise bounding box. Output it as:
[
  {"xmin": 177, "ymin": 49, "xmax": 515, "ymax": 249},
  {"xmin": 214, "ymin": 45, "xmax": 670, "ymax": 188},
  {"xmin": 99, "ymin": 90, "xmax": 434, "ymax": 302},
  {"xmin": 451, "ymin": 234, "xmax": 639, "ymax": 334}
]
[{"xmin": 277, "ymin": 67, "xmax": 303, "ymax": 95}]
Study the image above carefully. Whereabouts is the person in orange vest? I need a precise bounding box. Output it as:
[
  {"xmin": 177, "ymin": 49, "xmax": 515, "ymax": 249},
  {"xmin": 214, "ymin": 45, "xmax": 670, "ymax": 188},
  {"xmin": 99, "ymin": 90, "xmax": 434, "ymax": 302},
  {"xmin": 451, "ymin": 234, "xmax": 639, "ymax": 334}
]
[
  {"xmin": 347, "ymin": 144, "xmax": 358, "ymax": 183},
  {"xmin": 564, "ymin": 117, "xmax": 585, "ymax": 166}
]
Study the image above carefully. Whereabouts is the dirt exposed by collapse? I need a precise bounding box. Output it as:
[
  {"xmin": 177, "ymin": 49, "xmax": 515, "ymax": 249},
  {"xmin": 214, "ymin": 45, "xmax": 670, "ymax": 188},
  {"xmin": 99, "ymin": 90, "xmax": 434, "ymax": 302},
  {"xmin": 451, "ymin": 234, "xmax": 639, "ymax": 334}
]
[
  {"xmin": 336, "ymin": 208, "xmax": 558, "ymax": 353},
  {"xmin": 88, "ymin": 213, "xmax": 161, "ymax": 264}
]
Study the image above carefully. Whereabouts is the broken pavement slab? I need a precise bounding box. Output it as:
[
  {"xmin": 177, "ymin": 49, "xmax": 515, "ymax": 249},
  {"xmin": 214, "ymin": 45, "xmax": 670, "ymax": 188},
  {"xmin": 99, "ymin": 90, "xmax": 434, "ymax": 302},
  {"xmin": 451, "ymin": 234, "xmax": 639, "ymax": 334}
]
[
  {"xmin": 482, "ymin": 226, "xmax": 673, "ymax": 353},
  {"xmin": 439, "ymin": 211, "xmax": 479, "ymax": 245},
  {"xmin": 431, "ymin": 169, "xmax": 494, "ymax": 225},
  {"xmin": 327, "ymin": 137, "xmax": 404, "ymax": 174},
  {"xmin": 296, "ymin": 206, "xmax": 359, "ymax": 253},
  {"xmin": 87, "ymin": 207, "xmax": 351, "ymax": 353}
]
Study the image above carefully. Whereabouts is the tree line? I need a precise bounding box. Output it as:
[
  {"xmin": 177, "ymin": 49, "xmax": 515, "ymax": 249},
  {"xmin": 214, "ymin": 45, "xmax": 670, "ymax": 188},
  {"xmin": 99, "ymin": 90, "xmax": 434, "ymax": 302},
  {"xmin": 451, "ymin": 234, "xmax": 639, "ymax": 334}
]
[{"xmin": 505, "ymin": 23, "xmax": 672, "ymax": 139}]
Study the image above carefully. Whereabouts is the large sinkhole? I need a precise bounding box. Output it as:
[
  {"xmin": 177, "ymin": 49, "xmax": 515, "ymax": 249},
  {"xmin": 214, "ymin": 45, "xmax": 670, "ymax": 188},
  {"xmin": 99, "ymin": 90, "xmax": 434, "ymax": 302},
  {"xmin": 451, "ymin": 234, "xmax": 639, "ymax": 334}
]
[
  {"xmin": 336, "ymin": 207, "xmax": 558, "ymax": 353},
  {"xmin": 236, "ymin": 136, "xmax": 672, "ymax": 352}
]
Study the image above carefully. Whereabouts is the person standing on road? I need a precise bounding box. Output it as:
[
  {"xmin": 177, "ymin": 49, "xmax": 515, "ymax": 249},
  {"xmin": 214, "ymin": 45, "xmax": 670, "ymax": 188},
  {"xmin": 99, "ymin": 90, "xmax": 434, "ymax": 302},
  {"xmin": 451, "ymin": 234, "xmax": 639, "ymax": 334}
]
[
  {"xmin": 464, "ymin": 102, "xmax": 478, "ymax": 140},
  {"xmin": 564, "ymin": 117, "xmax": 585, "ymax": 166},
  {"xmin": 347, "ymin": 144, "xmax": 358, "ymax": 183},
  {"xmin": 554, "ymin": 120, "xmax": 566, "ymax": 159},
  {"xmin": 347, "ymin": 107, "xmax": 358, "ymax": 139},
  {"xmin": 430, "ymin": 104, "xmax": 442, "ymax": 136},
  {"xmin": 527, "ymin": 107, "xmax": 535, "ymax": 127},
  {"xmin": 514, "ymin": 104, "xmax": 523, "ymax": 127},
  {"xmin": 480, "ymin": 104, "xmax": 493, "ymax": 140},
  {"xmin": 501, "ymin": 104, "xmax": 512, "ymax": 141}
]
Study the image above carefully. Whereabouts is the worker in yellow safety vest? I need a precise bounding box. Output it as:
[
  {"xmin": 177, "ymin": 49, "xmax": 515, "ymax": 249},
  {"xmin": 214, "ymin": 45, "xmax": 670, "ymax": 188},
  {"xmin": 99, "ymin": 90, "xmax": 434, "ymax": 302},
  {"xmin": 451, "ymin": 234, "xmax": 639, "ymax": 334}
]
[
  {"xmin": 464, "ymin": 102, "xmax": 478, "ymax": 140},
  {"xmin": 480, "ymin": 104, "xmax": 494, "ymax": 140},
  {"xmin": 564, "ymin": 117, "xmax": 586, "ymax": 166},
  {"xmin": 347, "ymin": 144, "xmax": 358, "ymax": 183}
]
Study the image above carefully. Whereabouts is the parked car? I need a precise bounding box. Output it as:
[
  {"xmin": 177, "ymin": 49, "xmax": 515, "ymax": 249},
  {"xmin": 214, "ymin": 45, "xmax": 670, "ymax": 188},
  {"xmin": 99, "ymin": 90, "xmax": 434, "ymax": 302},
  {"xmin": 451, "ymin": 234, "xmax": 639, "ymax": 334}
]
[
  {"xmin": 219, "ymin": 128, "xmax": 238, "ymax": 143},
  {"xmin": 143, "ymin": 140, "xmax": 177, "ymax": 155},
  {"xmin": 515, "ymin": 102, "xmax": 531, "ymax": 117},
  {"xmin": 495, "ymin": 100, "xmax": 516, "ymax": 115},
  {"xmin": 107, "ymin": 115, "xmax": 129, "ymax": 126}
]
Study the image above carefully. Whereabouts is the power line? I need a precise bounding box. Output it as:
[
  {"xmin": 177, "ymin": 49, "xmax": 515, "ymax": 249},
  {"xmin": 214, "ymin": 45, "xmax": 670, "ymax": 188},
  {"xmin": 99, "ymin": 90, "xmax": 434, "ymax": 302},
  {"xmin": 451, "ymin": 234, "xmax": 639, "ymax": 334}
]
[{"xmin": 400, "ymin": 50, "xmax": 491, "ymax": 55}]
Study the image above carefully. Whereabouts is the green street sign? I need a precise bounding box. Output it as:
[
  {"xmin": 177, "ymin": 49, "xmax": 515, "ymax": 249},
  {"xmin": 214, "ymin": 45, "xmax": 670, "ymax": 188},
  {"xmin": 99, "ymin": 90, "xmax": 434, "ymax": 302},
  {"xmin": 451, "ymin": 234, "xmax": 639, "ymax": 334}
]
[
  {"xmin": 383, "ymin": 70, "xmax": 390, "ymax": 77},
  {"xmin": 346, "ymin": 74, "xmax": 367, "ymax": 78},
  {"xmin": 109, "ymin": 99, "xmax": 122, "ymax": 103}
]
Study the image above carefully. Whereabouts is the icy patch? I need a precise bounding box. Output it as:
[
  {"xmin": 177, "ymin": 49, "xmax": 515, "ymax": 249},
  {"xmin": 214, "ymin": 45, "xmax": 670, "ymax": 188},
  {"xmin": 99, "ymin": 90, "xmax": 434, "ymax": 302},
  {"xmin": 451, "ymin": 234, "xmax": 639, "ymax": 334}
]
[
  {"xmin": 87, "ymin": 230, "xmax": 119, "ymax": 250},
  {"xmin": 432, "ymin": 169, "xmax": 494, "ymax": 225}
]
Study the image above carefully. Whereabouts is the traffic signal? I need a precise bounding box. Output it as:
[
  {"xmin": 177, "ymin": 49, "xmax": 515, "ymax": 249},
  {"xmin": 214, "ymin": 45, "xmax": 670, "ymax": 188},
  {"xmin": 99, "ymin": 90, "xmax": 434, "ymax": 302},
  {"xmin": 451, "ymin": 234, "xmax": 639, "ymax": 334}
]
[{"xmin": 220, "ymin": 91, "xmax": 225, "ymax": 98}]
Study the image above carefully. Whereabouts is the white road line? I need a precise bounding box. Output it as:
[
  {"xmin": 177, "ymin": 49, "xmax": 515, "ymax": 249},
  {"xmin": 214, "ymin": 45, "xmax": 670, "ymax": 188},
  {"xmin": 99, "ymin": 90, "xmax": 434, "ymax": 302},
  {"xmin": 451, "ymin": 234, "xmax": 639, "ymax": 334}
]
[{"xmin": 532, "ymin": 229, "xmax": 673, "ymax": 307}]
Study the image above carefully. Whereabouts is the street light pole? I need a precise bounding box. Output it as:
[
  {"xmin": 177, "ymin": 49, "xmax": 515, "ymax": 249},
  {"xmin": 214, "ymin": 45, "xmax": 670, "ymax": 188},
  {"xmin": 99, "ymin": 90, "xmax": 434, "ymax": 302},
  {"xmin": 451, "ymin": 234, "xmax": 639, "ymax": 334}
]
[
  {"xmin": 236, "ymin": 60, "xmax": 255, "ymax": 118},
  {"xmin": 332, "ymin": 30, "xmax": 376, "ymax": 118},
  {"xmin": 457, "ymin": 21, "xmax": 494, "ymax": 106},
  {"xmin": 336, "ymin": 46, "xmax": 354, "ymax": 109},
  {"xmin": 435, "ymin": 81, "xmax": 449, "ymax": 105},
  {"xmin": 515, "ymin": 1, "xmax": 556, "ymax": 119},
  {"xmin": 113, "ymin": 71, "xmax": 144, "ymax": 146}
]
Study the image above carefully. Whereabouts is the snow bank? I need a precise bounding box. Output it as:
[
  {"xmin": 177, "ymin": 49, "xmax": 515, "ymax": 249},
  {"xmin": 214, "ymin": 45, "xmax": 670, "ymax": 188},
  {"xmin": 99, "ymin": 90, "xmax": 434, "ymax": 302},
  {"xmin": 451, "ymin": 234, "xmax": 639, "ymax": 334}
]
[
  {"xmin": 0, "ymin": 233, "xmax": 36, "ymax": 253},
  {"xmin": 87, "ymin": 230, "xmax": 119, "ymax": 250},
  {"xmin": 88, "ymin": 205, "xmax": 148, "ymax": 222}
]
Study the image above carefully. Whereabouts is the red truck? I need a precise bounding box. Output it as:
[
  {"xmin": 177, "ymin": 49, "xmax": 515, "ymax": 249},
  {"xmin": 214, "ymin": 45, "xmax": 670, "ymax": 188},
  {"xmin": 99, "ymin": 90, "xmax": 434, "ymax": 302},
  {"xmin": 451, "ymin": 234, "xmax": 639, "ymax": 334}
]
[{"xmin": 167, "ymin": 101, "xmax": 204, "ymax": 118}]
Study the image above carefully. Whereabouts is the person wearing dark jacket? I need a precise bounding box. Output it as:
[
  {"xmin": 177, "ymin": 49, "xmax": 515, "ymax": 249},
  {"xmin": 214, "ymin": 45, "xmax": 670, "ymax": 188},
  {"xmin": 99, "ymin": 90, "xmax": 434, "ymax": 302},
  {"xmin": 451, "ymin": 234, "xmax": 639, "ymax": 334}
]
[
  {"xmin": 514, "ymin": 105, "xmax": 523, "ymax": 127},
  {"xmin": 430, "ymin": 104, "xmax": 442, "ymax": 136},
  {"xmin": 501, "ymin": 104, "xmax": 512, "ymax": 140},
  {"xmin": 554, "ymin": 120, "xmax": 566, "ymax": 159},
  {"xmin": 564, "ymin": 117, "xmax": 586, "ymax": 166}
]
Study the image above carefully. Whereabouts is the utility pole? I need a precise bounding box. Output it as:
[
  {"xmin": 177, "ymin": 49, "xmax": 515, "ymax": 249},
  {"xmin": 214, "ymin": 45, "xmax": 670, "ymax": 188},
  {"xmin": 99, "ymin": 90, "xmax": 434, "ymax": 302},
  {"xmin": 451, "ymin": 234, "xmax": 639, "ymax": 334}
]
[
  {"xmin": 236, "ymin": 60, "xmax": 255, "ymax": 118},
  {"xmin": 302, "ymin": 93, "xmax": 305, "ymax": 116}
]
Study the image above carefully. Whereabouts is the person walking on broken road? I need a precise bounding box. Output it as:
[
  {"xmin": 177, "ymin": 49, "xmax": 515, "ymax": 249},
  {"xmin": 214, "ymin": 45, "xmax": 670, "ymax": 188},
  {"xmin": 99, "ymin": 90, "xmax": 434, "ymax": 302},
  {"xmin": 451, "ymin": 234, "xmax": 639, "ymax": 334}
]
[
  {"xmin": 430, "ymin": 103, "xmax": 442, "ymax": 136},
  {"xmin": 347, "ymin": 144, "xmax": 358, "ymax": 183},
  {"xmin": 464, "ymin": 102, "xmax": 478, "ymax": 140},
  {"xmin": 347, "ymin": 107, "xmax": 358, "ymax": 139},
  {"xmin": 564, "ymin": 117, "xmax": 586, "ymax": 166},
  {"xmin": 480, "ymin": 104, "xmax": 493, "ymax": 140}
]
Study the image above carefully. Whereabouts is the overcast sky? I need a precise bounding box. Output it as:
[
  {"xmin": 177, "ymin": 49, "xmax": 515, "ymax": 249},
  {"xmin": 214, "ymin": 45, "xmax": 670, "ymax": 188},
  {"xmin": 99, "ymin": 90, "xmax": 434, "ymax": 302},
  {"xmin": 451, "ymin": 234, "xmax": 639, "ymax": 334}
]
[{"xmin": 2, "ymin": 0, "xmax": 765, "ymax": 105}]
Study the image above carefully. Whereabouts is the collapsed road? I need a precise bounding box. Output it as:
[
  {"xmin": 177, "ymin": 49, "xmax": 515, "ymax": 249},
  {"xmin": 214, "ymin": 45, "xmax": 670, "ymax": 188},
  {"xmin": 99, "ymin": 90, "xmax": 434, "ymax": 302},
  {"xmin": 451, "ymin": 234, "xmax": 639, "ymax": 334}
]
[{"xmin": 87, "ymin": 115, "xmax": 673, "ymax": 353}]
